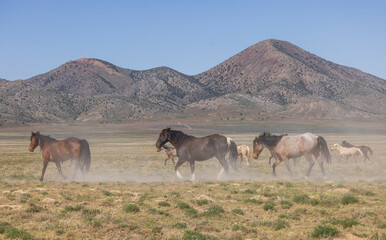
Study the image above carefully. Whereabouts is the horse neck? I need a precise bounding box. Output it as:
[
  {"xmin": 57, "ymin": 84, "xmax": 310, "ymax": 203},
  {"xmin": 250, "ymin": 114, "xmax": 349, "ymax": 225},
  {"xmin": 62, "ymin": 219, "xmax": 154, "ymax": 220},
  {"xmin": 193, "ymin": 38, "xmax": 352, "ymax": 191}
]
[
  {"xmin": 39, "ymin": 135, "xmax": 56, "ymax": 149},
  {"xmin": 167, "ymin": 131, "xmax": 190, "ymax": 149}
]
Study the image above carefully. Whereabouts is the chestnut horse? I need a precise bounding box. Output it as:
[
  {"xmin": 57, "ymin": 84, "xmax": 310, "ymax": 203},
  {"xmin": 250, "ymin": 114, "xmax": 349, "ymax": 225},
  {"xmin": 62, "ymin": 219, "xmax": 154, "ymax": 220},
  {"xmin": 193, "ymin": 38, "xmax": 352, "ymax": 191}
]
[
  {"xmin": 156, "ymin": 127, "xmax": 238, "ymax": 180},
  {"xmin": 29, "ymin": 132, "xmax": 91, "ymax": 181},
  {"xmin": 253, "ymin": 132, "xmax": 331, "ymax": 178}
]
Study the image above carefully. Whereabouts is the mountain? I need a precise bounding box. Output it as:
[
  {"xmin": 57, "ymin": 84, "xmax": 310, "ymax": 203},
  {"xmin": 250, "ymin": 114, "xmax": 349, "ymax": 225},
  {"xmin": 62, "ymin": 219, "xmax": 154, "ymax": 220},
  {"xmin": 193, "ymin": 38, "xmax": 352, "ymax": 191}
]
[{"xmin": 0, "ymin": 39, "xmax": 385, "ymax": 125}]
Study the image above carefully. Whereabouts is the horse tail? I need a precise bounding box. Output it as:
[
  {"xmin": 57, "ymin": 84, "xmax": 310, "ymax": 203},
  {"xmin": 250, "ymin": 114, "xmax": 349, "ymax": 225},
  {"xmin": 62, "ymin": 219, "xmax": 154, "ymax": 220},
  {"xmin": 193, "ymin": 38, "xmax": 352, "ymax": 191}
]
[
  {"xmin": 317, "ymin": 136, "xmax": 331, "ymax": 164},
  {"xmin": 226, "ymin": 137, "xmax": 239, "ymax": 172},
  {"xmin": 366, "ymin": 146, "xmax": 373, "ymax": 155},
  {"xmin": 80, "ymin": 140, "xmax": 91, "ymax": 172}
]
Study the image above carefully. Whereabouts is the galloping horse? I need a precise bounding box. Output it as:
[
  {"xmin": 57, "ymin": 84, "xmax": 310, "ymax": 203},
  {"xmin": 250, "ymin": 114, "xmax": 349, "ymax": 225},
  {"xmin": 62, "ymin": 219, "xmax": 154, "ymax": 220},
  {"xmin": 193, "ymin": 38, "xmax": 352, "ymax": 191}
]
[
  {"xmin": 331, "ymin": 144, "xmax": 363, "ymax": 163},
  {"xmin": 341, "ymin": 141, "xmax": 373, "ymax": 163},
  {"xmin": 253, "ymin": 132, "xmax": 331, "ymax": 178},
  {"xmin": 156, "ymin": 128, "xmax": 238, "ymax": 180},
  {"xmin": 29, "ymin": 132, "xmax": 91, "ymax": 181}
]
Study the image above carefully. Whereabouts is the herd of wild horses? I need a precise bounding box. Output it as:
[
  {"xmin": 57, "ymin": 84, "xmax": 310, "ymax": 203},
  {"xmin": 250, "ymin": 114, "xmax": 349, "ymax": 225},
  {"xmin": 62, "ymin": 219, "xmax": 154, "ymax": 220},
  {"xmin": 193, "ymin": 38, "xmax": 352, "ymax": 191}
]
[{"xmin": 29, "ymin": 128, "xmax": 373, "ymax": 181}]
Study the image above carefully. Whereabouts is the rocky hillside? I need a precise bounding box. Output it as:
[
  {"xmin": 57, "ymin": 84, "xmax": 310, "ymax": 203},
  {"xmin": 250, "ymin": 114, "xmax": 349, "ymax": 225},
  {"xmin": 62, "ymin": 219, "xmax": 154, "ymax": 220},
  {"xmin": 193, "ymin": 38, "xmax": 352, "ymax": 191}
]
[{"xmin": 0, "ymin": 39, "xmax": 385, "ymax": 125}]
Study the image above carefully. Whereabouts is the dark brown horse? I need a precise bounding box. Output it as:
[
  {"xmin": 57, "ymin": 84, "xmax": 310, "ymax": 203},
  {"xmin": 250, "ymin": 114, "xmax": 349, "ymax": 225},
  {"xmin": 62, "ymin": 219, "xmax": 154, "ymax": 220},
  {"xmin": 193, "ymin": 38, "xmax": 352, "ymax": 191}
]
[
  {"xmin": 29, "ymin": 132, "xmax": 91, "ymax": 181},
  {"xmin": 341, "ymin": 141, "xmax": 373, "ymax": 163},
  {"xmin": 156, "ymin": 128, "xmax": 238, "ymax": 180},
  {"xmin": 253, "ymin": 132, "xmax": 331, "ymax": 178}
]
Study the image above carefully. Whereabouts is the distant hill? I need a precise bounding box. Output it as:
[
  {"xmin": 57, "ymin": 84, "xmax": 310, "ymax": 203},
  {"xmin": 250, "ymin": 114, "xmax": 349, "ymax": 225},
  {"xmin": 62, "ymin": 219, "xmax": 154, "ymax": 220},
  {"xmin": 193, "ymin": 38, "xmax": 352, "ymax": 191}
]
[{"xmin": 0, "ymin": 39, "xmax": 385, "ymax": 125}]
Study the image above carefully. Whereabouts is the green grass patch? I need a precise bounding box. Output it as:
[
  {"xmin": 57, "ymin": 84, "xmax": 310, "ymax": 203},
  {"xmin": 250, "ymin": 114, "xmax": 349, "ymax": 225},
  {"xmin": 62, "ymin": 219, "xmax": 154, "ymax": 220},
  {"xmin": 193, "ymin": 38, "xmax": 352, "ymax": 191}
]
[
  {"xmin": 341, "ymin": 195, "xmax": 359, "ymax": 205},
  {"xmin": 173, "ymin": 222, "xmax": 187, "ymax": 229},
  {"xmin": 26, "ymin": 203, "xmax": 43, "ymax": 213},
  {"xmin": 123, "ymin": 204, "xmax": 139, "ymax": 213},
  {"xmin": 185, "ymin": 208, "xmax": 198, "ymax": 218},
  {"xmin": 311, "ymin": 224, "xmax": 338, "ymax": 238},
  {"xmin": 263, "ymin": 201, "xmax": 275, "ymax": 211},
  {"xmin": 378, "ymin": 223, "xmax": 386, "ymax": 229},
  {"xmin": 196, "ymin": 199, "xmax": 210, "ymax": 206},
  {"xmin": 158, "ymin": 201, "xmax": 170, "ymax": 207},
  {"xmin": 177, "ymin": 201, "xmax": 191, "ymax": 209},
  {"xmin": 101, "ymin": 190, "xmax": 114, "ymax": 196},
  {"xmin": 201, "ymin": 205, "xmax": 225, "ymax": 217},
  {"xmin": 273, "ymin": 219, "xmax": 289, "ymax": 231},
  {"xmin": 331, "ymin": 218, "xmax": 360, "ymax": 229},
  {"xmin": 232, "ymin": 208, "xmax": 244, "ymax": 215},
  {"xmin": 64, "ymin": 205, "xmax": 84, "ymax": 212},
  {"xmin": 244, "ymin": 198, "xmax": 263, "ymax": 204},
  {"xmin": 293, "ymin": 194, "xmax": 310, "ymax": 203},
  {"xmin": 280, "ymin": 200, "xmax": 293, "ymax": 209}
]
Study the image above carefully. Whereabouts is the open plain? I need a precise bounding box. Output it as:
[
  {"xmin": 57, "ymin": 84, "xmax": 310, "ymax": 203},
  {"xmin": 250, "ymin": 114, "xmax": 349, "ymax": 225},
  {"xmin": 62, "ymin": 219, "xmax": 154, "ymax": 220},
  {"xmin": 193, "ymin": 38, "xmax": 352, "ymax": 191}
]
[{"xmin": 0, "ymin": 120, "xmax": 385, "ymax": 239}]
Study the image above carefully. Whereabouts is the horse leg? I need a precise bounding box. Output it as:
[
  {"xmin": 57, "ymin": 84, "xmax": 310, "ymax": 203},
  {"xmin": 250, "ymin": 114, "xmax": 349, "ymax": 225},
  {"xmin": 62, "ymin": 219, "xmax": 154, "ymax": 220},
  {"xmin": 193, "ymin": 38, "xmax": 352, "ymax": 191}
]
[
  {"xmin": 189, "ymin": 161, "xmax": 196, "ymax": 181},
  {"xmin": 40, "ymin": 159, "xmax": 49, "ymax": 181},
  {"xmin": 171, "ymin": 157, "xmax": 176, "ymax": 166},
  {"xmin": 246, "ymin": 155, "xmax": 250, "ymax": 166},
  {"xmin": 174, "ymin": 158, "xmax": 186, "ymax": 180},
  {"xmin": 313, "ymin": 153, "xmax": 325, "ymax": 178},
  {"xmin": 55, "ymin": 161, "xmax": 67, "ymax": 180},
  {"xmin": 283, "ymin": 158, "xmax": 293, "ymax": 178},
  {"xmin": 217, "ymin": 157, "xmax": 229, "ymax": 180},
  {"xmin": 164, "ymin": 157, "xmax": 169, "ymax": 165},
  {"xmin": 272, "ymin": 158, "xmax": 282, "ymax": 177},
  {"xmin": 293, "ymin": 158, "xmax": 297, "ymax": 166},
  {"xmin": 72, "ymin": 160, "xmax": 80, "ymax": 180},
  {"xmin": 304, "ymin": 155, "xmax": 315, "ymax": 179}
]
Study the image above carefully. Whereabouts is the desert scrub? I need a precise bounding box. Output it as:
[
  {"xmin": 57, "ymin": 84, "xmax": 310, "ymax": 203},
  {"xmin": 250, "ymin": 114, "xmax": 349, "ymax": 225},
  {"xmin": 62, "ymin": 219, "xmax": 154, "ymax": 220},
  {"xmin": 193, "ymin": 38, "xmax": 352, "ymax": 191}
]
[
  {"xmin": 123, "ymin": 204, "xmax": 139, "ymax": 213},
  {"xmin": 341, "ymin": 195, "xmax": 359, "ymax": 205},
  {"xmin": 158, "ymin": 201, "xmax": 170, "ymax": 207},
  {"xmin": 173, "ymin": 222, "xmax": 187, "ymax": 229},
  {"xmin": 101, "ymin": 190, "xmax": 113, "ymax": 196},
  {"xmin": 63, "ymin": 205, "xmax": 84, "ymax": 212},
  {"xmin": 273, "ymin": 219, "xmax": 290, "ymax": 231},
  {"xmin": 244, "ymin": 198, "xmax": 263, "ymax": 204},
  {"xmin": 311, "ymin": 224, "xmax": 338, "ymax": 238},
  {"xmin": 26, "ymin": 203, "xmax": 43, "ymax": 213},
  {"xmin": 232, "ymin": 208, "xmax": 244, "ymax": 215},
  {"xmin": 177, "ymin": 201, "xmax": 191, "ymax": 209},
  {"xmin": 196, "ymin": 199, "xmax": 210, "ymax": 206},
  {"xmin": 331, "ymin": 218, "xmax": 360, "ymax": 229},
  {"xmin": 378, "ymin": 223, "xmax": 386, "ymax": 229},
  {"xmin": 280, "ymin": 200, "xmax": 293, "ymax": 209},
  {"xmin": 293, "ymin": 194, "xmax": 310, "ymax": 203},
  {"xmin": 201, "ymin": 205, "xmax": 225, "ymax": 217},
  {"xmin": 263, "ymin": 201, "xmax": 275, "ymax": 211}
]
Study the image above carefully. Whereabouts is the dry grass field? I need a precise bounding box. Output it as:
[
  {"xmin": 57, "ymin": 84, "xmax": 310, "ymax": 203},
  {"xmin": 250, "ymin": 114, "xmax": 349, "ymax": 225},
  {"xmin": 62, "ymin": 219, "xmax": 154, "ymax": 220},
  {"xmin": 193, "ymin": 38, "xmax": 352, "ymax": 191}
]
[{"xmin": 0, "ymin": 120, "xmax": 385, "ymax": 239}]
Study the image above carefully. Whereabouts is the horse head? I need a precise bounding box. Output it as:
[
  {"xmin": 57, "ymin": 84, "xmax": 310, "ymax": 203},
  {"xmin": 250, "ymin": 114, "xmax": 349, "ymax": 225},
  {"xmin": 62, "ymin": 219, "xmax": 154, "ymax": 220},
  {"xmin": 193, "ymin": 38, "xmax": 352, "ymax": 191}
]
[
  {"xmin": 156, "ymin": 127, "xmax": 171, "ymax": 151},
  {"xmin": 29, "ymin": 131, "xmax": 40, "ymax": 152},
  {"xmin": 253, "ymin": 137, "xmax": 264, "ymax": 159}
]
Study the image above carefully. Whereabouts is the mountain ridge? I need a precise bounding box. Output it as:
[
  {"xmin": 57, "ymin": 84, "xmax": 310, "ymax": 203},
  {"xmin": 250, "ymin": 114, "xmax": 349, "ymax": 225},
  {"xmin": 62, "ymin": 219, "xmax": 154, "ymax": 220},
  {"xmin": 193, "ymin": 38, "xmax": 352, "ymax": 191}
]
[{"xmin": 0, "ymin": 39, "xmax": 385, "ymax": 125}]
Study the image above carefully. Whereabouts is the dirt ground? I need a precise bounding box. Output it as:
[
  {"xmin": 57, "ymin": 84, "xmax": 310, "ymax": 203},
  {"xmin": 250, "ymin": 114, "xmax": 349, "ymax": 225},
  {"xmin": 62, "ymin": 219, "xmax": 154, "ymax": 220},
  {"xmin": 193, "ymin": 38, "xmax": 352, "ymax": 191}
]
[{"xmin": 0, "ymin": 120, "xmax": 385, "ymax": 239}]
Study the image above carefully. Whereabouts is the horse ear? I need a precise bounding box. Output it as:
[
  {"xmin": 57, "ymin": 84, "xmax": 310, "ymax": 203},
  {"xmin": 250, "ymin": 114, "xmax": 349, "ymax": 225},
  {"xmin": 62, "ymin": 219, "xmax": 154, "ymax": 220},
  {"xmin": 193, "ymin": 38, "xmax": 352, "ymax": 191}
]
[
  {"xmin": 166, "ymin": 127, "xmax": 171, "ymax": 132},
  {"xmin": 255, "ymin": 137, "xmax": 258, "ymax": 140},
  {"xmin": 37, "ymin": 131, "xmax": 40, "ymax": 135},
  {"xmin": 31, "ymin": 131, "xmax": 34, "ymax": 135}
]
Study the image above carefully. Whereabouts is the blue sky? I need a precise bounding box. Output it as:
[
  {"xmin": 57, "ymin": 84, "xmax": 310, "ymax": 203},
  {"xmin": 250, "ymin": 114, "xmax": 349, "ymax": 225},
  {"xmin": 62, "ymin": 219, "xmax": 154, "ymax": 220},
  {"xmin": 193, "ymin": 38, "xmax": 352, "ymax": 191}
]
[{"xmin": 1, "ymin": 0, "xmax": 386, "ymax": 80}]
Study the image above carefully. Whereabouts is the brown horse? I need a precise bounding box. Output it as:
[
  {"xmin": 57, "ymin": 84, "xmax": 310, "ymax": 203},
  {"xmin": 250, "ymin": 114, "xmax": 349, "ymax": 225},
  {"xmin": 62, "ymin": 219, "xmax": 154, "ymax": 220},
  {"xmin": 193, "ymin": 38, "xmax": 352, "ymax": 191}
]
[
  {"xmin": 253, "ymin": 132, "xmax": 331, "ymax": 178},
  {"xmin": 341, "ymin": 141, "xmax": 373, "ymax": 163},
  {"xmin": 156, "ymin": 127, "xmax": 238, "ymax": 180},
  {"xmin": 29, "ymin": 132, "xmax": 91, "ymax": 181},
  {"xmin": 162, "ymin": 145, "xmax": 177, "ymax": 165}
]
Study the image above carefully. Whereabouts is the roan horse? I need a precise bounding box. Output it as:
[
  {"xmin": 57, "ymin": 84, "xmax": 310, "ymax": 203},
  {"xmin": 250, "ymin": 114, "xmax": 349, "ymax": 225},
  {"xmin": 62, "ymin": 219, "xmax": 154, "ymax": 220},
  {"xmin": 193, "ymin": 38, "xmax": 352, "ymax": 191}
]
[
  {"xmin": 156, "ymin": 128, "xmax": 238, "ymax": 180},
  {"xmin": 341, "ymin": 141, "xmax": 373, "ymax": 163},
  {"xmin": 253, "ymin": 132, "xmax": 331, "ymax": 178},
  {"xmin": 29, "ymin": 132, "xmax": 91, "ymax": 181}
]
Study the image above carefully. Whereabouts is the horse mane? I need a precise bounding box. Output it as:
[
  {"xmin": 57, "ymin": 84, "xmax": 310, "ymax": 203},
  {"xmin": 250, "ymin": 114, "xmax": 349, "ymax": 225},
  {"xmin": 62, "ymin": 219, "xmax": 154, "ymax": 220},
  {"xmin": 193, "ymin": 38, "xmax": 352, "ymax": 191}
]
[
  {"xmin": 39, "ymin": 135, "xmax": 57, "ymax": 147},
  {"xmin": 258, "ymin": 132, "xmax": 286, "ymax": 147},
  {"xmin": 168, "ymin": 130, "xmax": 192, "ymax": 146}
]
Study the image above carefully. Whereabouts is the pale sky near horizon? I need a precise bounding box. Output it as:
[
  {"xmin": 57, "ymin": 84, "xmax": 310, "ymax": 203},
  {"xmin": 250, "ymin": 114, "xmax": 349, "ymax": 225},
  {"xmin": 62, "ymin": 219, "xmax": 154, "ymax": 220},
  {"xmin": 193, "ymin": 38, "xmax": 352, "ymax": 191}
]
[{"xmin": 1, "ymin": 0, "xmax": 386, "ymax": 80}]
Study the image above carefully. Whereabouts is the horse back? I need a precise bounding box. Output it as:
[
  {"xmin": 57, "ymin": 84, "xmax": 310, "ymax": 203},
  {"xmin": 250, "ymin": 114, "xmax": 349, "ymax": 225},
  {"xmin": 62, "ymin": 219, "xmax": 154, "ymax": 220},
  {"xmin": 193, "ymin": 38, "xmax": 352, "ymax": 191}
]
[
  {"xmin": 276, "ymin": 133, "xmax": 318, "ymax": 158},
  {"xmin": 45, "ymin": 137, "xmax": 82, "ymax": 161}
]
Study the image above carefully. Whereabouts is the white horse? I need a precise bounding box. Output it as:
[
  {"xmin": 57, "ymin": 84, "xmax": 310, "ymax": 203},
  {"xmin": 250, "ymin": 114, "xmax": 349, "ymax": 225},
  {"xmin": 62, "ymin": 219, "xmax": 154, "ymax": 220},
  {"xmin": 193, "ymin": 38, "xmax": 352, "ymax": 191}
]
[
  {"xmin": 331, "ymin": 144, "xmax": 363, "ymax": 163},
  {"xmin": 237, "ymin": 145, "xmax": 250, "ymax": 166}
]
